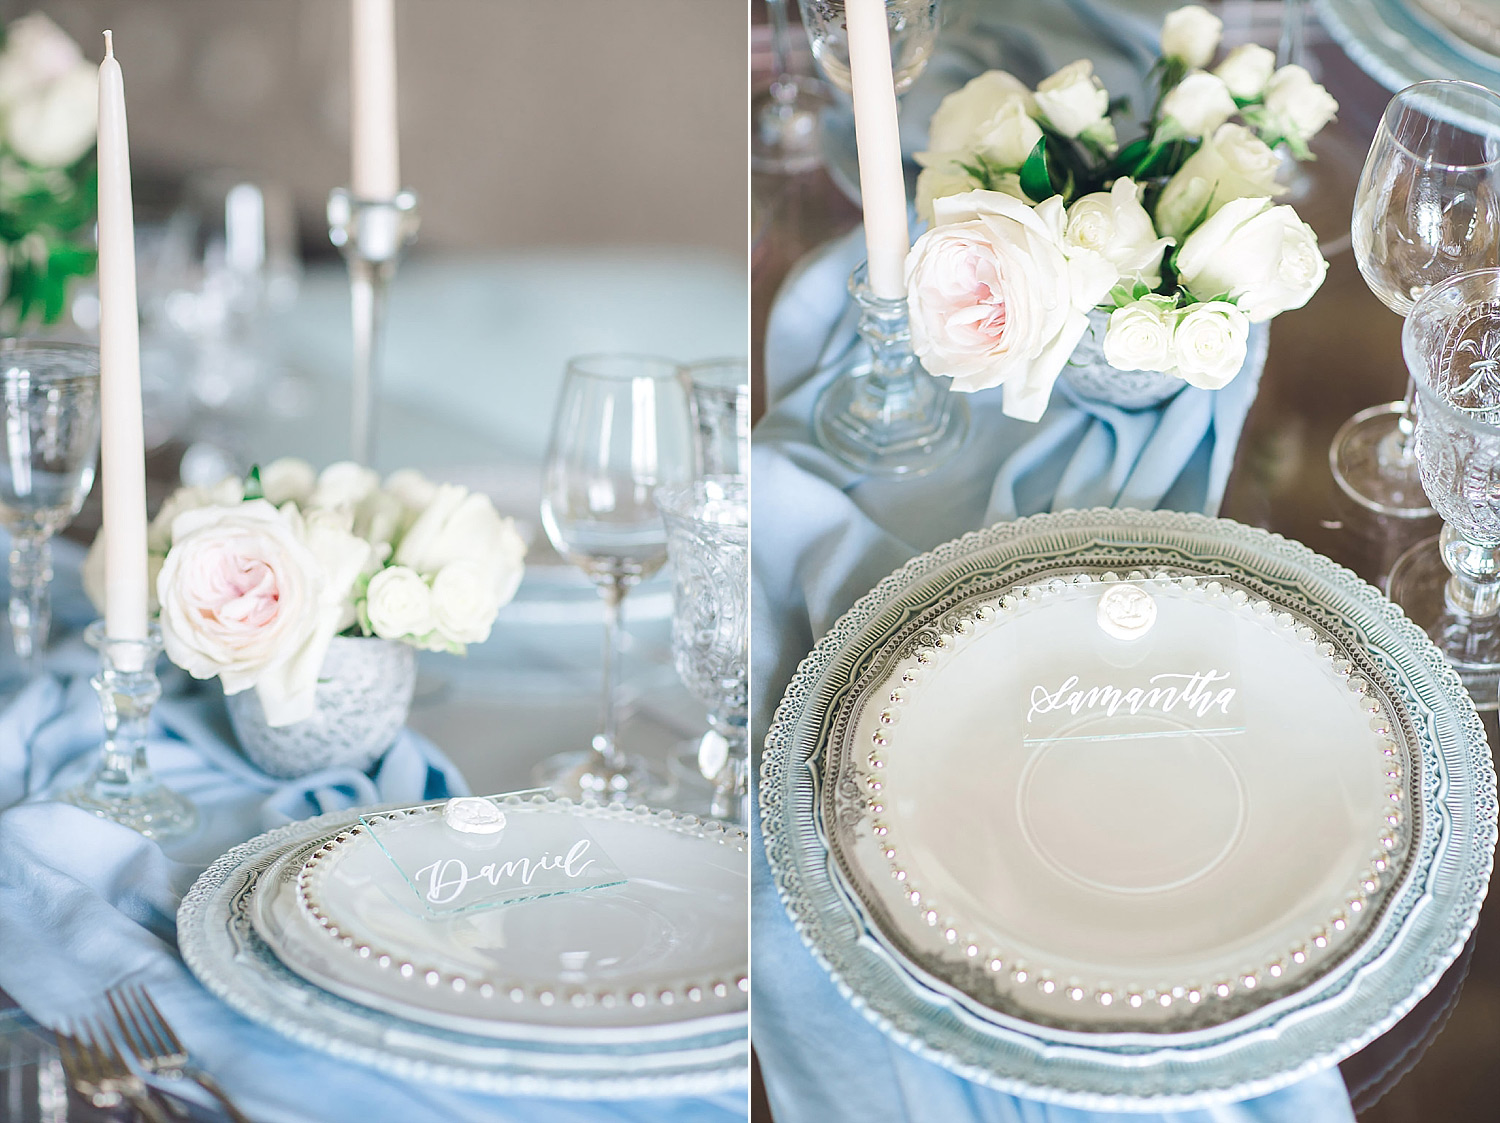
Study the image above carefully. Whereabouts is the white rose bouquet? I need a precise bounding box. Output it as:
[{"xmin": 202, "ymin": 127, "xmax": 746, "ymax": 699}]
[
  {"xmin": 908, "ymin": 5, "xmax": 1333, "ymax": 421},
  {"xmin": 85, "ymin": 459, "xmax": 527, "ymax": 726},
  {"xmin": 0, "ymin": 14, "xmax": 100, "ymax": 325}
]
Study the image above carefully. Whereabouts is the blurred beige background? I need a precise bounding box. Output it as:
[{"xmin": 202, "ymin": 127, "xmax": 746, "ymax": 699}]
[{"xmin": 23, "ymin": 0, "xmax": 747, "ymax": 262}]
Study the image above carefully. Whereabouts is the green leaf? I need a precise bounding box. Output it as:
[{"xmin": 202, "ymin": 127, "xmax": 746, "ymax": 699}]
[
  {"xmin": 243, "ymin": 465, "xmax": 264, "ymax": 501},
  {"xmin": 1019, "ymin": 137, "xmax": 1055, "ymax": 202}
]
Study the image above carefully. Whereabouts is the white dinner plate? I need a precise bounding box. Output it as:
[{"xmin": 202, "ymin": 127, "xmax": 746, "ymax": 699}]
[{"xmin": 250, "ymin": 798, "xmax": 748, "ymax": 1044}]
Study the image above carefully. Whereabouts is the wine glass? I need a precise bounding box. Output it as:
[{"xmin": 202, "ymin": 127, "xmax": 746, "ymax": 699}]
[
  {"xmin": 1388, "ymin": 267, "xmax": 1500, "ymax": 709},
  {"xmin": 537, "ymin": 355, "xmax": 695, "ymax": 800},
  {"xmin": 797, "ymin": 0, "xmax": 940, "ymax": 96},
  {"xmin": 0, "ymin": 341, "xmax": 101, "ymax": 671},
  {"xmin": 658, "ymin": 480, "xmax": 749, "ymax": 824},
  {"xmin": 753, "ymin": 0, "xmax": 827, "ymax": 174},
  {"xmin": 1335, "ymin": 81, "xmax": 1500, "ymax": 517}
]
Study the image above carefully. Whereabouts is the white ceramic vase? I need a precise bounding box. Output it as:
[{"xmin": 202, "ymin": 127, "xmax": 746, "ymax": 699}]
[{"xmin": 226, "ymin": 635, "xmax": 417, "ymax": 779}]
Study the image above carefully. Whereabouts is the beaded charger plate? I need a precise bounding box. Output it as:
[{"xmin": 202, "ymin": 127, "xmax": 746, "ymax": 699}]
[
  {"xmin": 251, "ymin": 798, "xmax": 748, "ymax": 1045},
  {"xmin": 761, "ymin": 509, "xmax": 1495, "ymax": 1109},
  {"xmin": 179, "ymin": 806, "xmax": 748, "ymax": 1098}
]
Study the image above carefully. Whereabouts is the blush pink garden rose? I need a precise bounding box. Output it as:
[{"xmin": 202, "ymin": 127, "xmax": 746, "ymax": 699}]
[
  {"xmin": 906, "ymin": 189, "xmax": 1117, "ymax": 421},
  {"xmin": 156, "ymin": 500, "xmax": 369, "ymax": 726}
]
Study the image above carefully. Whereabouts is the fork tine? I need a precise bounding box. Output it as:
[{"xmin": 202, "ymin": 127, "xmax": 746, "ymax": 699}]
[
  {"xmin": 109, "ymin": 988, "xmax": 157, "ymax": 1061},
  {"xmin": 136, "ymin": 986, "xmax": 185, "ymax": 1054},
  {"xmin": 89, "ymin": 1017, "xmax": 129, "ymax": 1073}
]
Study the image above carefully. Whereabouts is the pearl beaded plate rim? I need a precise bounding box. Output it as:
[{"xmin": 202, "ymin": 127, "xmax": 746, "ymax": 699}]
[
  {"xmin": 761, "ymin": 508, "xmax": 1495, "ymax": 1110},
  {"xmin": 273, "ymin": 797, "xmax": 748, "ymax": 1042},
  {"xmin": 178, "ymin": 807, "xmax": 749, "ymax": 1099},
  {"xmin": 848, "ymin": 571, "xmax": 1411, "ymax": 1034}
]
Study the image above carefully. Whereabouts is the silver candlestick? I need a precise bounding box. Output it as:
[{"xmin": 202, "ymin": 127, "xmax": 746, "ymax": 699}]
[
  {"xmin": 327, "ymin": 188, "xmax": 419, "ymax": 467},
  {"xmin": 62, "ymin": 622, "xmax": 197, "ymax": 839}
]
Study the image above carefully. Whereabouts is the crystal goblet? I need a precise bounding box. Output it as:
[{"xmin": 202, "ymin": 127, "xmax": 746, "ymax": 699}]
[
  {"xmin": 0, "ymin": 341, "xmax": 101, "ymax": 672},
  {"xmin": 1335, "ymin": 80, "xmax": 1500, "ymax": 518},
  {"xmin": 657, "ymin": 480, "xmax": 749, "ymax": 824},
  {"xmin": 753, "ymin": 0, "xmax": 827, "ymax": 174},
  {"xmin": 1388, "ymin": 267, "xmax": 1500, "ymax": 708},
  {"xmin": 537, "ymin": 354, "xmax": 695, "ymax": 800},
  {"xmin": 797, "ymin": 0, "xmax": 940, "ymax": 97},
  {"xmin": 684, "ymin": 358, "xmax": 750, "ymax": 480}
]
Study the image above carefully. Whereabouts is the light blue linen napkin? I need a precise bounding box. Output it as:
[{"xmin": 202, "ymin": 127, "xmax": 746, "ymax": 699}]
[{"xmin": 0, "ymin": 540, "xmax": 744, "ymax": 1123}]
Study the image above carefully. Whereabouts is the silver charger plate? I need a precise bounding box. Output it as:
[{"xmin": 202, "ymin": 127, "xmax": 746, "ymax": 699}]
[
  {"xmin": 178, "ymin": 808, "xmax": 749, "ymax": 1099},
  {"xmin": 761, "ymin": 509, "xmax": 1495, "ymax": 1110}
]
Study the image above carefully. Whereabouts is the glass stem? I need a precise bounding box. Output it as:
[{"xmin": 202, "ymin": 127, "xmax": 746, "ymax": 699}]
[
  {"xmin": 349, "ymin": 257, "xmax": 393, "ymax": 468},
  {"xmin": 706, "ymin": 711, "xmax": 748, "ymax": 823},
  {"xmin": 1441, "ymin": 524, "xmax": 1500, "ymax": 618},
  {"xmin": 768, "ymin": 0, "xmax": 794, "ymax": 96},
  {"xmin": 1278, "ymin": 0, "xmax": 1306, "ymax": 67},
  {"xmin": 595, "ymin": 577, "xmax": 628, "ymax": 772},
  {"xmin": 9, "ymin": 530, "xmax": 50, "ymax": 669},
  {"xmin": 1394, "ymin": 378, "xmax": 1418, "ymax": 459}
]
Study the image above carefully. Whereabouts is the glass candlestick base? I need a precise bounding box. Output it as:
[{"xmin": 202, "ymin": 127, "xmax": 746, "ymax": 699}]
[
  {"xmin": 61, "ymin": 622, "xmax": 197, "ymax": 839},
  {"xmin": 812, "ymin": 263, "xmax": 969, "ymax": 477}
]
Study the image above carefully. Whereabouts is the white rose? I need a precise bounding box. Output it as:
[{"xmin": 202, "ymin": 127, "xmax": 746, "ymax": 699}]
[
  {"xmin": 915, "ymin": 165, "xmax": 978, "ymax": 224},
  {"xmin": 383, "ymin": 467, "xmax": 438, "ymax": 512},
  {"xmin": 1161, "ymin": 5, "xmax": 1222, "ymax": 68},
  {"xmin": 354, "ymin": 489, "xmax": 405, "ymax": 570},
  {"xmin": 1214, "ymin": 43, "xmax": 1276, "ymax": 100},
  {"xmin": 1159, "ymin": 71, "xmax": 1237, "ymax": 137},
  {"xmin": 146, "ymin": 478, "xmax": 244, "ymax": 555},
  {"xmin": 7, "ymin": 59, "xmax": 96, "ymax": 168},
  {"xmin": 922, "ymin": 70, "xmax": 1033, "ymax": 156},
  {"xmin": 259, "ymin": 457, "xmax": 316, "ymax": 506},
  {"xmin": 157, "ymin": 500, "xmax": 357, "ymax": 727},
  {"xmin": 1262, "ymin": 64, "xmax": 1338, "ymax": 143},
  {"xmin": 1063, "ymin": 178, "xmax": 1174, "ymax": 289},
  {"xmin": 309, "ymin": 460, "xmax": 379, "ymax": 510},
  {"xmin": 430, "ymin": 560, "xmax": 502, "ymax": 647},
  {"xmin": 1171, "ymin": 301, "xmax": 1250, "ymax": 388},
  {"xmin": 0, "ymin": 14, "xmax": 82, "ymax": 107},
  {"xmin": 906, "ymin": 189, "xmax": 1116, "ymax": 420},
  {"xmin": 1175, "ymin": 196, "xmax": 1328, "ymax": 321},
  {"xmin": 365, "ymin": 565, "xmax": 435, "ymax": 641},
  {"xmin": 1103, "ymin": 296, "xmax": 1179, "ymax": 373},
  {"xmin": 964, "ymin": 98, "xmax": 1042, "ymax": 169},
  {"xmin": 1155, "ymin": 123, "xmax": 1284, "ymax": 237},
  {"xmin": 1034, "ymin": 61, "xmax": 1115, "ymax": 150},
  {"xmin": 295, "ymin": 505, "xmax": 373, "ymax": 635},
  {"xmin": 393, "ymin": 483, "xmax": 527, "ymax": 601}
]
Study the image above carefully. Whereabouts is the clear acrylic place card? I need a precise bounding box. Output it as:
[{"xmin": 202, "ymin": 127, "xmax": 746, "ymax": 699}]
[
  {"xmin": 1020, "ymin": 573, "xmax": 1246, "ymax": 751},
  {"xmin": 359, "ymin": 792, "xmax": 627, "ymax": 919}
]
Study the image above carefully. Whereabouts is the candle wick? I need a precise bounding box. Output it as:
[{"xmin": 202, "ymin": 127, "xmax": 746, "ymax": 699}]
[{"xmin": 103, "ymin": 29, "xmax": 113, "ymax": 57}]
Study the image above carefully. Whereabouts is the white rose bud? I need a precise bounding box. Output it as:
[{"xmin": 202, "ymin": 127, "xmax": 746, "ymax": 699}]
[
  {"xmin": 915, "ymin": 165, "xmax": 1027, "ymax": 224},
  {"xmin": 1034, "ymin": 61, "xmax": 1114, "ymax": 149},
  {"xmin": 1262, "ymin": 64, "xmax": 1339, "ymax": 143},
  {"xmin": 394, "ymin": 483, "xmax": 528, "ymax": 602},
  {"xmin": 1063, "ymin": 178, "xmax": 1174, "ymax": 289},
  {"xmin": 1159, "ymin": 71, "xmax": 1237, "ymax": 137},
  {"xmin": 1104, "ymin": 296, "xmax": 1180, "ymax": 373},
  {"xmin": 365, "ymin": 565, "xmax": 435, "ymax": 641},
  {"xmin": 922, "ymin": 69, "xmax": 1034, "ymax": 156},
  {"xmin": 147, "ymin": 477, "xmax": 244, "ymax": 555},
  {"xmin": 310, "ymin": 461, "xmax": 380, "ymax": 511},
  {"xmin": 430, "ymin": 560, "xmax": 502, "ymax": 647},
  {"xmin": 8, "ymin": 61, "xmax": 96, "ymax": 168},
  {"xmin": 1161, "ymin": 5, "xmax": 1223, "ymax": 69},
  {"xmin": 259, "ymin": 457, "xmax": 317, "ymax": 507},
  {"xmin": 1171, "ymin": 301, "xmax": 1250, "ymax": 389},
  {"xmin": 1155, "ymin": 123, "xmax": 1284, "ymax": 237},
  {"xmin": 0, "ymin": 14, "xmax": 83, "ymax": 106},
  {"xmin": 1214, "ymin": 43, "xmax": 1276, "ymax": 100},
  {"xmin": 1175, "ymin": 196, "xmax": 1328, "ymax": 322}
]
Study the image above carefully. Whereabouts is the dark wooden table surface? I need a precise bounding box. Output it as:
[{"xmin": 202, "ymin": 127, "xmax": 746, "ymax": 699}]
[{"xmin": 750, "ymin": 7, "xmax": 1500, "ymax": 1121}]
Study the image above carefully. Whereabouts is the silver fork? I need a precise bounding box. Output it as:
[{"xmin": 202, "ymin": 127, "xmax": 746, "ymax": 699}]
[
  {"xmin": 56, "ymin": 1017, "xmax": 172, "ymax": 1123},
  {"xmin": 108, "ymin": 985, "xmax": 253, "ymax": 1123}
]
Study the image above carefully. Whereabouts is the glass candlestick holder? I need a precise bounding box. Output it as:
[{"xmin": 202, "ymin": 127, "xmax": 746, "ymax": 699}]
[
  {"xmin": 61, "ymin": 622, "xmax": 197, "ymax": 839},
  {"xmin": 812, "ymin": 262, "xmax": 968, "ymax": 477},
  {"xmin": 327, "ymin": 188, "xmax": 420, "ymax": 468}
]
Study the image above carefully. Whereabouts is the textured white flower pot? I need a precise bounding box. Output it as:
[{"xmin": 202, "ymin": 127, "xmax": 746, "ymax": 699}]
[
  {"xmin": 1058, "ymin": 309, "xmax": 1188, "ymax": 410},
  {"xmin": 226, "ymin": 635, "xmax": 417, "ymax": 779}
]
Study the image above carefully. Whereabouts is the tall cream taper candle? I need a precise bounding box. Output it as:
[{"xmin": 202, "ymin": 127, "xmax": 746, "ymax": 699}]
[
  {"xmin": 97, "ymin": 31, "xmax": 149, "ymax": 649},
  {"xmin": 351, "ymin": 0, "xmax": 400, "ymax": 198},
  {"xmin": 846, "ymin": 0, "xmax": 909, "ymax": 299}
]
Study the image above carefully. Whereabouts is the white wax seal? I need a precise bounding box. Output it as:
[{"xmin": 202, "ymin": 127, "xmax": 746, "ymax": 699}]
[
  {"xmin": 1097, "ymin": 583, "xmax": 1157, "ymax": 641},
  {"xmin": 443, "ymin": 797, "xmax": 507, "ymax": 835}
]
